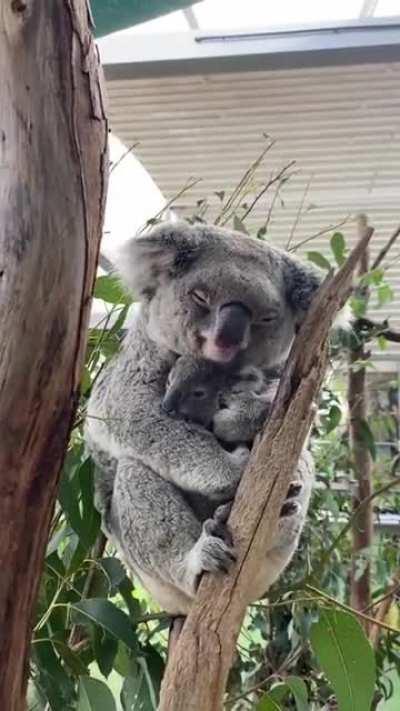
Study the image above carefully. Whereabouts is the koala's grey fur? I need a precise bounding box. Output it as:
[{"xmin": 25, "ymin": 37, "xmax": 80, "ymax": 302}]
[
  {"xmin": 163, "ymin": 355, "xmax": 278, "ymax": 444},
  {"xmin": 85, "ymin": 221, "xmax": 318, "ymax": 614}
]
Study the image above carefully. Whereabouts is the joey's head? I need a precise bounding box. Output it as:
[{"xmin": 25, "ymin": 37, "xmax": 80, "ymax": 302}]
[
  {"xmin": 162, "ymin": 356, "xmax": 225, "ymax": 427},
  {"xmin": 115, "ymin": 221, "xmax": 323, "ymax": 369}
]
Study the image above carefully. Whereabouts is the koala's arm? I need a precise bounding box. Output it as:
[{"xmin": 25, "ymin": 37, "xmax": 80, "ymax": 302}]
[{"xmin": 86, "ymin": 353, "xmax": 248, "ymax": 503}]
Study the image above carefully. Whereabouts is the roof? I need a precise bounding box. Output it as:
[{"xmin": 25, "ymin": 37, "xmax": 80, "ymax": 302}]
[{"xmin": 98, "ymin": 7, "xmax": 400, "ymax": 363}]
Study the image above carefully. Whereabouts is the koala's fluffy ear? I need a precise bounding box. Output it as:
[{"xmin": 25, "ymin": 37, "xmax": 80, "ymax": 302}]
[
  {"xmin": 282, "ymin": 253, "xmax": 323, "ymax": 321},
  {"xmin": 113, "ymin": 221, "xmax": 203, "ymax": 298}
]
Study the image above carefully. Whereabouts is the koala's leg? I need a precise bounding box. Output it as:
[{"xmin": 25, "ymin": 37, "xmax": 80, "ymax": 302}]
[
  {"xmin": 110, "ymin": 457, "xmax": 236, "ymax": 614},
  {"xmin": 250, "ymin": 450, "xmax": 314, "ymax": 601}
]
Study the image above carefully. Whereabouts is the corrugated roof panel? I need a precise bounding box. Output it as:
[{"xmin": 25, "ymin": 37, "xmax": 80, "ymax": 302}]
[{"xmin": 105, "ymin": 61, "xmax": 400, "ymax": 361}]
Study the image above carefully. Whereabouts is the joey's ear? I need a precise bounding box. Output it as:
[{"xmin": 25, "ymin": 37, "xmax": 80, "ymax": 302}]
[
  {"xmin": 282, "ymin": 253, "xmax": 322, "ymax": 320},
  {"xmin": 114, "ymin": 221, "xmax": 203, "ymax": 298}
]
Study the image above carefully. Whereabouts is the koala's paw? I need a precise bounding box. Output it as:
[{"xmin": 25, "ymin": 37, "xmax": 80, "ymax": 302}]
[
  {"xmin": 277, "ymin": 480, "xmax": 304, "ymax": 546},
  {"xmin": 187, "ymin": 513, "xmax": 236, "ymax": 590},
  {"xmin": 228, "ymin": 444, "xmax": 250, "ymax": 469},
  {"xmin": 213, "ymin": 407, "xmax": 242, "ymax": 443}
]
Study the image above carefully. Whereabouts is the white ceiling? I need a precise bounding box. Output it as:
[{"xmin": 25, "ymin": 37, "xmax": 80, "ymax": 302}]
[{"xmin": 104, "ymin": 59, "xmax": 400, "ymax": 361}]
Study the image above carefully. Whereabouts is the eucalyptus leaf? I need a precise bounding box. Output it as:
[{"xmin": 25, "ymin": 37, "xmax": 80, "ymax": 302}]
[
  {"xmin": 256, "ymin": 693, "xmax": 282, "ymax": 710},
  {"xmin": 306, "ymin": 251, "xmax": 332, "ymax": 271},
  {"xmin": 94, "ymin": 275, "xmax": 131, "ymax": 305},
  {"xmin": 71, "ymin": 599, "xmax": 138, "ymax": 652},
  {"xmin": 310, "ymin": 608, "xmax": 375, "ymax": 711},
  {"xmin": 77, "ymin": 676, "xmax": 116, "ymax": 711},
  {"xmin": 330, "ymin": 232, "xmax": 347, "ymax": 266}
]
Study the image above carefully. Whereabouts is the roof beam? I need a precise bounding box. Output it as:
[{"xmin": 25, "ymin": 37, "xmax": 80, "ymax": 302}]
[{"xmin": 99, "ymin": 19, "xmax": 400, "ymax": 80}]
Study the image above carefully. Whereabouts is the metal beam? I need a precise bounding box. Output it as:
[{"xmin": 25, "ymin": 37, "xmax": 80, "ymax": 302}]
[{"xmin": 99, "ymin": 19, "xmax": 400, "ymax": 80}]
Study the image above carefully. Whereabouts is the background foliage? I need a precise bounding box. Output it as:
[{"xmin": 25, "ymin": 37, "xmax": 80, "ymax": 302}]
[{"xmin": 28, "ymin": 146, "xmax": 400, "ymax": 710}]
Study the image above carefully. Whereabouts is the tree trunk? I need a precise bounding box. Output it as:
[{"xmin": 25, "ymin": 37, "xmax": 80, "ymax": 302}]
[
  {"xmin": 348, "ymin": 224, "xmax": 373, "ymax": 621},
  {"xmin": 0, "ymin": 3, "xmax": 108, "ymax": 709},
  {"xmin": 159, "ymin": 230, "xmax": 372, "ymax": 711}
]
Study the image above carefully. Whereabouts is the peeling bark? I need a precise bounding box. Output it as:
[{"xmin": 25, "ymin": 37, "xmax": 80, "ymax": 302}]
[
  {"xmin": 0, "ymin": 2, "xmax": 108, "ymax": 709},
  {"xmin": 159, "ymin": 231, "xmax": 372, "ymax": 711}
]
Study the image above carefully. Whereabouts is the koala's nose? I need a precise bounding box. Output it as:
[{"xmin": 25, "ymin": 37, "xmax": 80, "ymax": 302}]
[
  {"xmin": 216, "ymin": 302, "xmax": 251, "ymax": 347},
  {"xmin": 162, "ymin": 391, "xmax": 180, "ymax": 415}
]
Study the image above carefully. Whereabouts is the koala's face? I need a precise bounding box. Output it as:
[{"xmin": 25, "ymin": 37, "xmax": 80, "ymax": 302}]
[
  {"xmin": 117, "ymin": 222, "xmax": 322, "ymax": 369},
  {"xmin": 162, "ymin": 357, "xmax": 223, "ymax": 427}
]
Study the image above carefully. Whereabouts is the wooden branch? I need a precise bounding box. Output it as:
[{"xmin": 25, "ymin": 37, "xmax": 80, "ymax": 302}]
[
  {"xmin": 0, "ymin": 3, "xmax": 108, "ymax": 709},
  {"xmin": 159, "ymin": 227, "xmax": 373, "ymax": 711},
  {"xmin": 349, "ymin": 217, "xmax": 374, "ymax": 623},
  {"xmin": 371, "ymin": 224, "xmax": 400, "ymax": 270}
]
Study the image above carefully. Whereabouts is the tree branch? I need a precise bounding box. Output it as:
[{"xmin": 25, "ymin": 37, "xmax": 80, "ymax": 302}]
[{"xmin": 159, "ymin": 227, "xmax": 373, "ymax": 711}]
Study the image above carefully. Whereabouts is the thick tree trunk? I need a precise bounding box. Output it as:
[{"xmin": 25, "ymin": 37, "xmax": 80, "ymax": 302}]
[
  {"xmin": 348, "ymin": 229, "xmax": 373, "ymax": 621},
  {"xmin": 0, "ymin": 3, "xmax": 108, "ymax": 709},
  {"xmin": 159, "ymin": 231, "xmax": 372, "ymax": 711}
]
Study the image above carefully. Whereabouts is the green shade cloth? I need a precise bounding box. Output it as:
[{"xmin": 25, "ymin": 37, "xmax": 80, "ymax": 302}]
[{"xmin": 91, "ymin": 0, "xmax": 199, "ymax": 37}]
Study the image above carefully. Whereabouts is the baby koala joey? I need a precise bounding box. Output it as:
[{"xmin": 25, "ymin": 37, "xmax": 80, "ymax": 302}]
[{"xmin": 162, "ymin": 354, "xmax": 279, "ymax": 447}]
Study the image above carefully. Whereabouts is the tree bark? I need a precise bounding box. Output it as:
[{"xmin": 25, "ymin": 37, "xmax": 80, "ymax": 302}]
[
  {"xmin": 159, "ymin": 230, "xmax": 372, "ymax": 711},
  {"xmin": 0, "ymin": 3, "xmax": 108, "ymax": 709},
  {"xmin": 348, "ymin": 218, "xmax": 374, "ymax": 621}
]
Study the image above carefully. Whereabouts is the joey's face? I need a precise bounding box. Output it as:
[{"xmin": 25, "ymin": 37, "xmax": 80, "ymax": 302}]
[{"xmin": 162, "ymin": 360, "xmax": 221, "ymax": 427}]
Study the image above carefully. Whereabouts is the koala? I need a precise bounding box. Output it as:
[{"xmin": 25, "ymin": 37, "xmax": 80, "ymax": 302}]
[
  {"xmin": 85, "ymin": 221, "xmax": 319, "ymax": 614},
  {"xmin": 162, "ymin": 354, "xmax": 278, "ymax": 444}
]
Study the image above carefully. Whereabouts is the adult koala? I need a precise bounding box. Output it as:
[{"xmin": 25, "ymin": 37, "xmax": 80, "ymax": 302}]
[{"xmin": 85, "ymin": 221, "xmax": 319, "ymax": 614}]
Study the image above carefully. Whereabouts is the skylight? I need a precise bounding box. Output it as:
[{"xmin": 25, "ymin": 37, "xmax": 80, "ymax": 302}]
[{"xmin": 111, "ymin": 0, "xmax": 400, "ymax": 37}]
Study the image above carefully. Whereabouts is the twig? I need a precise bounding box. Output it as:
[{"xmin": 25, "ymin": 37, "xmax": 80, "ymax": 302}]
[
  {"xmin": 109, "ymin": 141, "xmax": 140, "ymax": 174},
  {"xmin": 240, "ymin": 160, "xmax": 296, "ymax": 222},
  {"xmin": 286, "ymin": 173, "xmax": 313, "ymax": 249},
  {"xmin": 371, "ymin": 225, "xmax": 400, "ymax": 270},
  {"xmin": 306, "ymin": 585, "xmax": 400, "ymax": 636},
  {"xmin": 138, "ymin": 178, "xmax": 202, "ymax": 234},
  {"xmin": 215, "ymin": 140, "xmax": 275, "ymax": 226},
  {"xmin": 288, "ymin": 217, "xmax": 350, "ymax": 252}
]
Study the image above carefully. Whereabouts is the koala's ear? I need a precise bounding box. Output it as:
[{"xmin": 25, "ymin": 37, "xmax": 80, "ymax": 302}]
[
  {"xmin": 282, "ymin": 253, "xmax": 323, "ymax": 321},
  {"xmin": 113, "ymin": 221, "xmax": 203, "ymax": 298}
]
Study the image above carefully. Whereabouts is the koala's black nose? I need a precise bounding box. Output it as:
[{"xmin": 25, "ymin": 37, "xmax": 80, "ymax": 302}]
[
  {"xmin": 162, "ymin": 391, "xmax": 180, "ymax": 415},
  {"xmin": 216, "ymin": 302, "xmax": 251, "ymax": 347}
]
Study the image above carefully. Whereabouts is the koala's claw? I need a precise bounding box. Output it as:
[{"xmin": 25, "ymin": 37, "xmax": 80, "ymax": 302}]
[
  {"xmin": 287, "ymin": 481, "xmax": 303, "ymax": 499},
  {"xmin": 214, "ymin": 501, "xmax": 233, "ymax": 525},
  {"xmin": 280, "ymin": 500, "xmax": 301, "ymax": 518}
]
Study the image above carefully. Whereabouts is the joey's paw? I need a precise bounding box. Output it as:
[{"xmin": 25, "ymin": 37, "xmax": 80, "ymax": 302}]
[
  {"xmin": 228, "ymin": 445, "xmax": 250, "ymax": 469},
  {"xmin": 213, "ymin": 408, "xmax": 240, "ymax": 443}
]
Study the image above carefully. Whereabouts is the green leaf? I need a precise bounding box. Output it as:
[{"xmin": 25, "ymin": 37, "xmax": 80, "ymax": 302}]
[
  {"xmin": 310, "ymin": 608, "xmax": 376, "ymax": 711},
  {"xmin": 71, "ymin": 599, "xmax": 138, "ymax": 652},
  {"xmin": 94, "ymin": 275, "xmax": 131, "ymax": 305},
  {"xmin": 377, "ymin": 334, "xmax": 388, "ymax": 351},
  {"xmin": 77, "ymin": 676, "xmax": 116, "ymax": 711},
  {"xmin": 326, "ymin": 404, "xmax": 342, "ymax": 433},
  {"xmin": 350, "ymin": 295, "xmax": 367, "ymax": 318},
  {"xmin": 358, "ymin": 419, "xmax": 376, "ymax": 461},
  {"xmin": 285, "ymin": 676, "xmax": 309, "ymax": 711},
  {"xmin": 306, "ymin": 251, "xmax": 332, "ymax": 271},
  {"xmin": 256, "ymin": 693, "xmax": 282, "ymax": 710},
  {"xmin": 330, "ymin": 232, "xmax": 347, "ymax": 266},
  {"xmin": 377, "ymin": 283, "xmax": 394, "ymax": 307},
  {"xmin": 93, "ymin": 629, "xmax": 119, "ymax": 679},
  {"xmin": 233, "ymin": 214, "xmax": 248, "ymax": 234}
]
